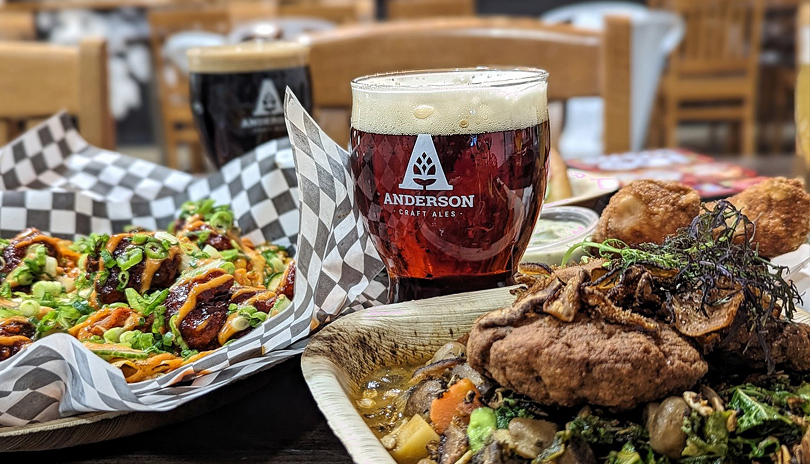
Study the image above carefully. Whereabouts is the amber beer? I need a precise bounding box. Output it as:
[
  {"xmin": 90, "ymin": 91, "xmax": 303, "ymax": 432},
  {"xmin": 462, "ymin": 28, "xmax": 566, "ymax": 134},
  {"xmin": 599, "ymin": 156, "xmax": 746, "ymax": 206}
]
[
  {"xmin": 187, "ymin": 41, "xmax": 311, "ymax": 168},
  {"xmin": 350, "ymin": 69, "xmax": 550, "ymax": 302}
]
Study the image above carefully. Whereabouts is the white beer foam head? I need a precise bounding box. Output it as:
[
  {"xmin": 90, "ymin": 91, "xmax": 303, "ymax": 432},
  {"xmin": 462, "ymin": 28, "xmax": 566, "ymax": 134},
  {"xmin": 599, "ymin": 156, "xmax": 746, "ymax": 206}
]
[
  {"xmin": 188, "ymin": 41, "xmax": 308, "ymax": 74},
  {"xmin": 351, "ymin": 68, "xmax": 548, "ymax": 136}
]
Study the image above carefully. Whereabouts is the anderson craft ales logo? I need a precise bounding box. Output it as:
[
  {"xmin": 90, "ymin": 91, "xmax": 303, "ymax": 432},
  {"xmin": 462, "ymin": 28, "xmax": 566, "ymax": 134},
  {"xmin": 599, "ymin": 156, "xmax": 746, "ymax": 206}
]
[
  {"xmin": 241, "ymin": 79, "xmax": 283, "ymax": 129},
  {"xmin": 385, "ymin": 134, "xmax": 474, "ymax": 210},
  {"xmin": 399, "ymin": 134, "xmax": 453, "ymax": 190}
]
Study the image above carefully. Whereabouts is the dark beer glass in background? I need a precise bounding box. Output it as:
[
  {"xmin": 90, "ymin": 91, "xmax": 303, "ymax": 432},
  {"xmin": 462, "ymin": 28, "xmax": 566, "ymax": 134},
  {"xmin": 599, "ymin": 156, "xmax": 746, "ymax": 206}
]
[
  {"xmin": 187, "ymin": 41, "xmax": 312, "ymax": 168},
  {"xmin": 350, "ymin": 68, "xmax": 550, "ymax": 303}
]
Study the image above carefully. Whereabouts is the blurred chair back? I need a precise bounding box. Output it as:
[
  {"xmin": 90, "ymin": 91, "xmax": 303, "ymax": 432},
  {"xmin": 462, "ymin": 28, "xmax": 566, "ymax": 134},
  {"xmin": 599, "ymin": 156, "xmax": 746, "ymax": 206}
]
[
  {"xmin": 299, "ymin": 17, "xmax": 633, "ymax": 151},
  {"xmin": 660, "ymin": 0, "xmax": 765, "ymax": 154},
  {"xmin": 0, "ymin": 38, "xmax": 114, "ymax": 149},
  {"xmin": 543, "ymin": 3, "xmax": 684, "ymax": 155},
  {"xmin": 670, "ymin": 0, "xmax": 763, "ymax": 76},
  {"xmin": 148, "ymin": 7, "xmax": 231, "ymax": 171},
  {"xmin": 387, "ymin": 0, "xmax": 475, "ymax": 20},
  {"xmin": 228, "ymin": 0, "xmax": 280, "ymax": 24},
  {"xmin": 228, "ymin": 0, "xmax": 364, "ymax": 26},
  {"xmin": 0, "ymin": 11, "xmax": 36, "ymax": 41},
  {"xmin": 278, "ymin": 1, "xmax": 365, "ymax": 24}
]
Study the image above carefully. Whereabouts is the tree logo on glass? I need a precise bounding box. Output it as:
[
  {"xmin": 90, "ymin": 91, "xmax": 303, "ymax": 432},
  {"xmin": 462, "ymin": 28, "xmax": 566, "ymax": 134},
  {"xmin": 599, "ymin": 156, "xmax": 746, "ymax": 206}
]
[
  {"xmin": 252, "ymin": 79, "xmax": 283, "ymax": 117},
  {"xmin": 399, "ymin": 134, "xmax": 453, "ymax": 191}
]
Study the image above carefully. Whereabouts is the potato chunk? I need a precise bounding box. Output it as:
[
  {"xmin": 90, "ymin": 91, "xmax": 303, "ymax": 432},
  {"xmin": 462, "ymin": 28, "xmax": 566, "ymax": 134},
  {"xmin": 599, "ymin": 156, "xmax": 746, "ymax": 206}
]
[{"xmin": 390, "ymin": 415, "xmax": 441, "ymax": 464}]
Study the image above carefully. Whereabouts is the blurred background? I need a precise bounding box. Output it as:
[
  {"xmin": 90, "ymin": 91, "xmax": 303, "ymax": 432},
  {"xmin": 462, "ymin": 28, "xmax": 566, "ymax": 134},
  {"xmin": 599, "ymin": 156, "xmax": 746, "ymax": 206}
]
[{"xmin": 0, "ymin": 0, "xmax": 806, "ymax": 182}]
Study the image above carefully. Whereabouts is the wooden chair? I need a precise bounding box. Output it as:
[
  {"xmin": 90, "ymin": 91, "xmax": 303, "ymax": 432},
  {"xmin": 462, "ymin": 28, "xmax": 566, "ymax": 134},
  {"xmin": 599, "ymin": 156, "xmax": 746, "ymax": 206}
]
[
  {"xmin": 297, "ymin": 17, "xmax": 633, "ymax": 152},
  {"xmin": 228, "ymin": 0, "xmax": 280, "ymax": 24},
  {"xmin": 148, "ymin": 7, "xmax": 231, "ymax": 171},
  {"xmin": 659, "ymin": 0, "xmax": 765, "ymax": 155},
  {"xmin": 0, "ymin": 1, "xmax": 183, "ymax": 10},
  {"xmin": 279, "ymin": 1, "xmax": 365, "ymax": 23},
  {"xmin": 0, "ymin": 38, "xmax": 115, "ymax": 149},
  {"xmin": 228, "ymin": 0, "xmax": 366, "ymax": 25},
  {"xmin": 0, "ymin": 10, "xmax": 36, "ymax": 41},
  {"xmin": 387, "ymin": 0, "xmax": 474, "ymax": 20}
]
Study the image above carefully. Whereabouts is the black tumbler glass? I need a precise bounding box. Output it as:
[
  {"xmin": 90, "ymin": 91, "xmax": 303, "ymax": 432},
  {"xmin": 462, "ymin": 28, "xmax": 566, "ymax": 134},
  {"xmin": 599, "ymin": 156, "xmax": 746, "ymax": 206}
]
[{"xmin": 188, "ymin": 41, "xmax": 312, "ymax": 168}]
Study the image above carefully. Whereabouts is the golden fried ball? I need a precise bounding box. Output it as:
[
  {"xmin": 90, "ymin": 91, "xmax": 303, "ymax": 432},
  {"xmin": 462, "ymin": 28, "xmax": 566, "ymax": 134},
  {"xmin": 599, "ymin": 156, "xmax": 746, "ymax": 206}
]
[
  {"xmin": 593, "ymin": 180, "xmax": 700, "ymax": 246},
  {"xmin": 727, "ymin": 177, "xmax": 810, "ymax": 258}
]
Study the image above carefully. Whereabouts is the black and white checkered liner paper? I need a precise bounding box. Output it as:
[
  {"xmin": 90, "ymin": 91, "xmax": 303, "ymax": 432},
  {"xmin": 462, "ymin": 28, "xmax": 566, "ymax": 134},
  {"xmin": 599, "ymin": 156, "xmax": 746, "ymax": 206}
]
[{"xmin": 0, "ymin": 99, "xmax": 386, "ymax": 427}]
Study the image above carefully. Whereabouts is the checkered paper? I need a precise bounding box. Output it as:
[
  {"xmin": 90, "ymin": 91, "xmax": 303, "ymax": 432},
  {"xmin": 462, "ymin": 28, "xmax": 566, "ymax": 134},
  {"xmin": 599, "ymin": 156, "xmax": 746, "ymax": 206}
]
[
  {"xmin": 284, "ymin": 90, "xmax": 386, "ymax": 325},
  {"xmin": 0, "ymin": 113, "xmax": 300, "ymax": 247},
  {"xmin": 0, "ymin": 107, "xmax": 385, "ymax": 427}
]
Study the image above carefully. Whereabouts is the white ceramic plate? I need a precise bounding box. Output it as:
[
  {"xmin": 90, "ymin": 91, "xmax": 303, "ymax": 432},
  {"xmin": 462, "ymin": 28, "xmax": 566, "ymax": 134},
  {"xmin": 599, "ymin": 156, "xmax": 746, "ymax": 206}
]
[{"xmin": 546, "ymin": 169, "xmax": 620, "ymax": 208}]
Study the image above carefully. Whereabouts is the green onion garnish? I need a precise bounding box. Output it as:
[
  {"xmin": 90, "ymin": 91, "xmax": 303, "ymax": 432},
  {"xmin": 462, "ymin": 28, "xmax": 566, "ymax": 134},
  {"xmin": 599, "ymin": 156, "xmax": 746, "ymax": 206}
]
[
  {"xmin": 97, "ymin": 269, "xmax": 110, "ymax": 285},
  {"xmin": 117, "ymin": 270, "xmax": 130, "ymax": 291},
  {"xmin": 32, "ymin": 280, "xmax": 62, "ymax": 299},
  {"xmin": 221, "ymin": 262, "xmax": 236, "ymax": 275},
  {"xmin": 209, "ymin": 211, "xmax": 234, "ymax": 232},
  {"xmin": 100, "ymin": 249, "xmax": 115, "ymax": 268},
  {"xmin": 220, "ymin": 249, "xmax": 239, "ymax": 261},
  {"xmin": 19, "ymin": 299, "xmax": 40, "ymax": 317},
  {"xmin": 116, "ymin": 248, "xmax": 143, "ymax": 271},
  {"xmin": 144, "ymin": 241, "xmax": 168, "ymax": 260},
  {"xmin": 169, "ymin": 314, "xmax": 189, "ymax": 351}
]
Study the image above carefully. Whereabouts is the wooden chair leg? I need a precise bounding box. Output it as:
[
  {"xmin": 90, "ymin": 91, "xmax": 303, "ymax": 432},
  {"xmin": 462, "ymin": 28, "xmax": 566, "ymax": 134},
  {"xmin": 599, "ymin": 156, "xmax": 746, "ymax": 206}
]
[
  {"xmin": 189, "ymin": 141, "xmax": 205, "ymax": 173},
  {"xmin": 4, "ymin": 118, "xmax": 21, "ymax": 143},
  {"xmin": 771, "ymin": 84, "xmax": 787, "ymax": 154},
  {"xmin": 664, "ymin": 95, "xmax": 679, "ymax": 148},
  {"xmin": 723, "ymin": 120, "xmax": 740, "ymax": 155},
  {"xmin": 742, "ymin": 103, "xmax": 757, "ymax": 158},
  {"xmin": 709, "ymin": 122, "xmax": 720, "ymax": 148},
  {"xmin": 647, "ymin": 119, "xmax": 662, "ymax": 149},
  {"xmin": 0, "ymin": 119, "xmax": 9, "ymax": 146},
  {"xmin": 164, "ymin": 130, "xmax": 179, "ymax": 169},
  {"xmin": 771, "ymin": 120, "xmax": 784, "ymax": 154},
  {"xmin": 647, "ymin": 92, "xmax": 666, "ymax": 148}
]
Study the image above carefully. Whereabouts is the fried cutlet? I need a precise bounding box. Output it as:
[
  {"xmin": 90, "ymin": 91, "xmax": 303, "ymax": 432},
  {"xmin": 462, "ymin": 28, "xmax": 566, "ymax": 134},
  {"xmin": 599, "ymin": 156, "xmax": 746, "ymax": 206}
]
[{"xmin": 467, "ymin": 312, "xmax": 707, "ymax": 411}]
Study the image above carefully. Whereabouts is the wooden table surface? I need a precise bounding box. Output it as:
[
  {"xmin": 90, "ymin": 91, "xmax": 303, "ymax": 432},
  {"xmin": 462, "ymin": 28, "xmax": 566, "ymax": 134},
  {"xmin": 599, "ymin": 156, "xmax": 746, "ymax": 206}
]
[{"xmin": 0, "ymin": 153, "xmax": 801, "ymax": 464}]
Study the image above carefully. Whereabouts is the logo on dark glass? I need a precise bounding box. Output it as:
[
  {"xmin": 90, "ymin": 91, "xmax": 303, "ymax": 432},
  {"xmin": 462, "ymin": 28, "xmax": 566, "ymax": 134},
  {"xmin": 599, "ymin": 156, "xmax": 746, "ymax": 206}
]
[{"xmin": 252, "ymin": 79, "xmax": 283, "ymax": 117}]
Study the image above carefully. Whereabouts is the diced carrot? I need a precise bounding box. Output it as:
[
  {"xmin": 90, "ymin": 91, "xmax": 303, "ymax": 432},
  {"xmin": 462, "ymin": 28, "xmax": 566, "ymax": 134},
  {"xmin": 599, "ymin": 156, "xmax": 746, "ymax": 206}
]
[{"xmin": 429, "ymin": 378, "xmax": 482, "ymax": 434}]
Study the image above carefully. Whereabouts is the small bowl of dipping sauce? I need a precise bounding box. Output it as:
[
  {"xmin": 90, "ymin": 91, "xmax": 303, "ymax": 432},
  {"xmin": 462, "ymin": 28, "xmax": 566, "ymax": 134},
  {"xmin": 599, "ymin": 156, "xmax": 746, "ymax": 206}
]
[{"xmin": 521, "ymin": 206, "xmax": 600, "ymax": 266}]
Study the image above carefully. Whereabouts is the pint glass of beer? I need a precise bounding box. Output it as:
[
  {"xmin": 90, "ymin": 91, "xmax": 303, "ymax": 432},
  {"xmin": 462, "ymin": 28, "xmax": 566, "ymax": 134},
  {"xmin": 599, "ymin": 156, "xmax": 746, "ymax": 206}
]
[
  {"xmin": 187, "ymin": 41, "xmax": 311, "ymax": 168},
  {"xmin": 350, "ymin": 68, "xmax": 550, "ymax": 302}
]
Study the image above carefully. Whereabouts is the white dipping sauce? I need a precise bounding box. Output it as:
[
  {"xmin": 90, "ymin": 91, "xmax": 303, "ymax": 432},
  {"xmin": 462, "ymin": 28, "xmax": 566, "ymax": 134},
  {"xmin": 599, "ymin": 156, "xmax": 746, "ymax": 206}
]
[{"xmin": 521, "ymin": 207, "xmax": 599, "ymax": 266}]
